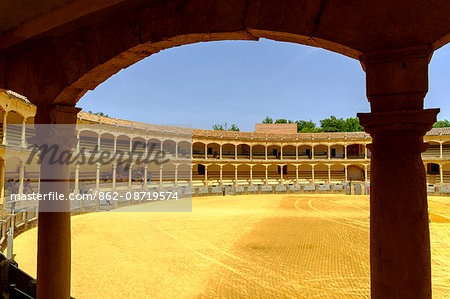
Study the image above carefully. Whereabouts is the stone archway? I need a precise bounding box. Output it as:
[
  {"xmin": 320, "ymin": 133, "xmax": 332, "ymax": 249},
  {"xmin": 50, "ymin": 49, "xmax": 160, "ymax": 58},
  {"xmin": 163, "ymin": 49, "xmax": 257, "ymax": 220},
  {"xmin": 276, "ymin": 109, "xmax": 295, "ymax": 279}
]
[{"xmin": 0, "ymin": 1, "xmax": 449, "ymax": 298}]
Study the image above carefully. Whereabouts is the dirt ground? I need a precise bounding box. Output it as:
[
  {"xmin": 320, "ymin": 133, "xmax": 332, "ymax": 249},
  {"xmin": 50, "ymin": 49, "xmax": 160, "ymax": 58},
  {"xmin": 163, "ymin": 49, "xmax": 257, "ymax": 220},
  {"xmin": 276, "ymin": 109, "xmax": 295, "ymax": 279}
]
[{"xmin": 11, "ymin": 194, "xmax": 450, "ymax": 298}]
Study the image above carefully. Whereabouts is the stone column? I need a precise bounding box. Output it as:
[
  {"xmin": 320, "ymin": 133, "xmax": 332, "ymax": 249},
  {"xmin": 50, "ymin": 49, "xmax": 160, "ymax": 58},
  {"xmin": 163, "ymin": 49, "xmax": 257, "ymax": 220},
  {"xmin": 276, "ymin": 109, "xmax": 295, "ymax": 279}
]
[
  {"xmin": 440, "ymin": 164, "xmax": 443, "ymax": 185},
  {"xmin": 112, "ymin": 163, "xmax": 117, "ymax": 189},
  {"xmin": 280, "ymin": 145, "xmax": 283, "ymax": 160},
  {"xmin": 357, "ymin": 48, "xmax": 437, "ymax": 299},
  {"xmin": 174, "ymin": 164, "xmax": 178, "ymax": 187},
  {"xmin": 76, "ymin": 132, "xmax": 80, "ymax": 152},
  {"xmin": 250, "ymin": 145, "xmax": 253, "ymax": 160},
  {"xmin": 189, "ymin": 165, "xmax": 193, "ymax": 187},
  {"xmin": 311, "ymin": 145, "xmax": 315, "ymax": 160},
  {"xmin": 249, "ymin": 165, "xmax": 253, "ymax": 186},
  {"xmin": 18, "ymin": 160, "xmax": 24, "ymax": 195},
  {"xmin": 327, "ymin": 164, "xmax": 331, "ymax": 183},
  {"xmin": 327, "ymin": 145, "xmax": 330, "ymax": 159},
  {"xmin": 440, "ymin": 142, "xmax": 443, "ymax": 158},
  {"xmin": 234, "ymin": 145, "xmax": 237, "ymax": 160},
  {"xmin": 128, "ymin": 163, "xmax": 132, "ymax": 189},
  {"xmin": 175, "ymin": 142, "xmax": 178, "ymax": 159},
  {"xmin": 0, "ymin": 159, "xmax": 5, "ymax": 207},
  {"xmin": 144, "ymin": 165, "xmax": 148, "ymax": 187},
  {"xmin": 1, "ymin": 111, "xmax": 7, "ymax": 145},
  {"xmin": 204, "ymin": 143, "xmax": 208, "ymax": 159},
  {"xmin": 96, "ymin": 163, "xmax": 100, "ymax": 190},
  {"xmin": 204, "ymin": 165, "xmax": 208, "ymax": 186},
  {"xmin": 265, "ymin": 165, "xmax": 268, "ymax": 185},
  {"xmin": 31, "ymin": 104, "xmax": 80, "ymax": 299},
  {"xmin": 364, "ymin": 165, "xmax": 368, "ymax": 183},
  {"xmin": 97, "ymin": 134, "xmax": 101, "ymax": 151},
  {"xmin": 280, "ymin": 165, "xmax": 284, "ymax": 184},
  {"xmin": 219, "ymin": 165, "xmax": 223, "ymax": 185},
  {"xmin": 344, "ymin": 165, "xmax": 348, "ymax": 181},
  {"xmin": 219, "ymin": 144, "xmax": 222, "ymax": 159},
  {"xmin": 74, "ymin": 165, "xmax": 79, "ymax": 194},
  {"xmin": 365, "ymin": 145, "xmax": 368, "ymax": 159},
  {"xmin": 234, "ymin": 165, "xmax": 238, "ymax": 186},
  {"xmin": 159, "ymin": 165, "xmax": 163, "ymax": 188},
  {"xmin": 295, "ymin": 165, "xmax": 299, "ymax": 184},
  {"xmin": 295, "ymin": 146, "xmax": 298, "ymax": 160},
  {"xmin": 113, "ymin": 136, "xmax": 117, "ymax": 153},
  {"xmin": 21, "ymin": 118, "xmax": 27, "ymax": 148},
  {"xmin": 344, "ymin": 145, "xmax": 348, "ymax": 159},
  {"xmin": 265, "ymin": 146, "xmax": 267, "ymax": 160}
]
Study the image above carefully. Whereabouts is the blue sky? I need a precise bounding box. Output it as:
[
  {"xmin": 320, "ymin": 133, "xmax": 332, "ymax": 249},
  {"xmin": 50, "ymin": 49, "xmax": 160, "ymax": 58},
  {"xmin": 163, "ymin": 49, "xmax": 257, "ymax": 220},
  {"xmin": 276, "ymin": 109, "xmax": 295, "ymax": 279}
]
[{"xmin": 78, "ymin": 39, "xmax": 450, "ymax": 132}]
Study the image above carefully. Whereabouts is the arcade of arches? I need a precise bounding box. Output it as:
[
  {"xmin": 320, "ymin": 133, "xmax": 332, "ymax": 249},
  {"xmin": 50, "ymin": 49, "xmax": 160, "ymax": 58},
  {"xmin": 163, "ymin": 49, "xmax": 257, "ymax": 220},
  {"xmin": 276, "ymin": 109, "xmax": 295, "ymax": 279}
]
[{"xmin": 1, "ymin": 1, "xmax": 450, "ymax": 298}]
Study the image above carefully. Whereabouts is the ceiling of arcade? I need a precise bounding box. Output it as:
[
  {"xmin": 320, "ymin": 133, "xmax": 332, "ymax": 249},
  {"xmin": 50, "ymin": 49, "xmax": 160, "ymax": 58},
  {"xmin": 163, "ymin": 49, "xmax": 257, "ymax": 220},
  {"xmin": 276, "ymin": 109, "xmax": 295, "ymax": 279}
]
[{"xmin": 0, "ymin": 0, "xmax": 449, "ymax": 107}]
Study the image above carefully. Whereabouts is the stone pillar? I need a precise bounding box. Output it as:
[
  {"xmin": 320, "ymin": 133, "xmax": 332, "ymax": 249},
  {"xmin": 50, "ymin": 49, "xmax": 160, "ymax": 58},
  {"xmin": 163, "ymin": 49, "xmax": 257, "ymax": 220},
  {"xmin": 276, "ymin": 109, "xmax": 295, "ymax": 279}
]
[
  {"xmin": 265, "ymin": 165, "xmax": 268, "ymax": 185},
  {"xmin": 74, "ymin": 165, "xmax": 79, "ymax": 194},
  {"xmin": 280, "ymin": 145, "xmax": 283, "ymax": 160},
  {"xmin": 440, "ymin": 164, "xmax": 443, "ymax": 185},
  {"xmin": 234, "ymin": 165, "xmax": 238, "ymax": 186},
  {"xmin": 0, "ymin": 159, "xmax": 5, "ymax": 207},
  {"xmin": 357, "ymin": 48, "xmax": 437, "ymax": 299},
  {"xmin": 311, "ymin": 145, "xmax": 315, "ymax": 160},
  {"xmin": 175, "ymin": 142, "xmax": 178, "ymax": 159},
  {"xmin": 234, "ymin": 145, "xmax": 237, "ymax": 160},
  {"xmin": 295, "ymin": 146, "xmax": 298, "ymax": 160},
  {"xmin": 76, "ymin": 132, "xmax": 80, "ymax": 152},
  {"xmin": 365, "ymin": 145, "xmax": 368, "ymax": 159},
  {"xmin": 112, "ymin": 163, "xmax": 117, "ymax": 189},
  {"xmin": 1, "ymin": 111, "xmax": 7, "ymax": 145},
  {"xmin": 97, "ymin": 134, "xmax": 101, "ymax": 151},
  {"xmin": 364, "ymin": 165, "xmax": 368, "ymax": 183},
  {"xmin": 144, "ymin": 165, "xmax": 148, "ymax": 187},
  {"xmin": 249, "ymin": 165, "xmax": 253, "ymax": 186},
  {"xmin": 280, "ymin": 165, "xmax": 284, "ymax": 184},
  {"xmin": 113, "ymin": 136, "xmax": 117, "ymax": 153},
  {"xmin": 204, "ymin": 143, "xmax": 208, "ymax": 159},
  {"xmin": 327, "ymin": 164, "xmax": 331, "ymax": 183},
  {"xmin": 250, "ymin": 145, "xmax": 253, "ymax": 160},
  {"xmin": 31, "ymin": 104, "xmax": 80, "ymax": 299},
  {"xmin": 344, "ymin": 165, "xmax": 348, "ymax": 181},
  {"xmin": 295, "ymin": 165, "xmax": 299, "ymax": 184},
  {"xmin": 440, "ymin": 142, "xmax": 443, "ymax": 158},
  {"xmin": 327, "ymin": 145, "xmax": 330, "ymax": 159},
  {"xmin": 311, "ymin": 164, "xmax": 315, "ymax": 183},
  {"xmin": 159, "ymin": 165, "xmax": 163, "ymax": 188},
  {"xmin": 18, "ymin": 161, "xmax": 24, "ymax": 195},
  {"xmin": 189, "ymin": 165, "xmax": 193, "ymax": 187},
  {"xmin": 265, "ymin": 146, "xmax": 267, "ymax": 160},
  {"xmin": 219, "ymin": 144, "xmax": 222, "ymax": 159},
  {"xmin": 128, "ymin": 163, "xmax": 132, "ymax": 189},
  {"xmin": 21, "ymin": 118, "xmax": 27, "ymax": 148},
  {"xmin": 219, "ymin": 165, "xmax": 223, "ymax": 185},
  {"xmin": 174, "ymin": 164, "xmax": 178, "ymax": 187},
  {"xmin": 204, "ymin": 165, "xmax": 208, "ymax": 186},
  {"xmin": 344, "ymin": 145, "xmax": 348, "ymax": 159},
  {"xmin": 96, "ymin": 163, "xmax": 100, "ymax": 190}
]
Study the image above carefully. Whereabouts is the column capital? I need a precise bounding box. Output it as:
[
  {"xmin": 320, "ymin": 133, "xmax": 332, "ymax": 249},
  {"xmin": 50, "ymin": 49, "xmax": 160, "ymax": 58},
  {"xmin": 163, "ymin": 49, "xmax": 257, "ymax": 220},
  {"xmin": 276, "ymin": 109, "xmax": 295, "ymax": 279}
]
[{"xmin": 361, "ymin": 47, "xmax": 432, "ymax": 112}]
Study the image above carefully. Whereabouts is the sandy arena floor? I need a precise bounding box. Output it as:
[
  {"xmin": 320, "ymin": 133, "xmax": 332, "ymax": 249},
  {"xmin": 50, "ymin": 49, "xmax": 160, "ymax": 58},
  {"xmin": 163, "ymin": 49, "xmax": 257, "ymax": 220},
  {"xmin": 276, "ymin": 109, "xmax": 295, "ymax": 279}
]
[{"xmin": 11, "ymin": 194, "xmax": 450, "ymax": 298}]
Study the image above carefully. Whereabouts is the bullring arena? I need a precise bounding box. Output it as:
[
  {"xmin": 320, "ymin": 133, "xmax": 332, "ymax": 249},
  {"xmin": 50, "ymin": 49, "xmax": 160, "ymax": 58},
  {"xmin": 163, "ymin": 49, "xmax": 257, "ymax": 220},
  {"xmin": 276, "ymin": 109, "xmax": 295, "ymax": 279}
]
[
  {"xmin": 11, "ymin": 195, "xmax": 450, "ymax": 298},
  {"xmin": 0, "ymin": 92, "xmax": 449, "ymax": 298}
]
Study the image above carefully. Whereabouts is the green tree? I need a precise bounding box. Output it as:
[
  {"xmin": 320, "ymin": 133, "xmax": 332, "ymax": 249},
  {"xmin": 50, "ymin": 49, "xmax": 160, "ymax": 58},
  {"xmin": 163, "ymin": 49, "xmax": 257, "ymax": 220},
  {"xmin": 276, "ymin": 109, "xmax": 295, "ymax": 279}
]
[
  {"xmin": 319, "ymin": 116, "xmax": 347, "ymax": 132},
  {"xmin": 275, "ymin": 119, "xmax": 288, "ymax": 124},
  {"xmin": 295, "ymin": 120, "xmax": 321, "ymax": 133},
  {"xmin": 212, "ymin": 122, "xmax": 240, "ymax": 131},
  {"xmin": 262, "ymin": 116, "xmax": 273, "ymax": 124},
  {"xmin": 433, "ymin": 119, "xmax": 450, "ymax": 128},
  {"xmin": 345, "ymin": 117, "xmax": 364, "ymax": 132}
]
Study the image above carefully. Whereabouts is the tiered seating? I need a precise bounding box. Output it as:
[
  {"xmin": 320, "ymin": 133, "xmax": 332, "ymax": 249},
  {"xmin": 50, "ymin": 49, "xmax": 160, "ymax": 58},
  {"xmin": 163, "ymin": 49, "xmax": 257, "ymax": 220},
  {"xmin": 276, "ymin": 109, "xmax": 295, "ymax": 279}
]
[
  {"xmin": 6, "ymin": 124, "xmax": 22, "ymax": 146},
  {"xmin": 423, "ymin": 144, "xmax": 440, "ymax": 158},
  {"xmin": 79, "ymin": 135, "xmax": 98, "ymax": 151}
]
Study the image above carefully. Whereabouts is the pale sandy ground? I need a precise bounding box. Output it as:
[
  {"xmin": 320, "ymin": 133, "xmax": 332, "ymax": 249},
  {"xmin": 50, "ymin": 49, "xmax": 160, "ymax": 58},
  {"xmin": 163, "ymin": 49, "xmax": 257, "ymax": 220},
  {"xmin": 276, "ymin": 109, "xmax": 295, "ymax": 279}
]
[{"xmin": 10, "ymin": 195, "xmax": 450, "ymax": 298}]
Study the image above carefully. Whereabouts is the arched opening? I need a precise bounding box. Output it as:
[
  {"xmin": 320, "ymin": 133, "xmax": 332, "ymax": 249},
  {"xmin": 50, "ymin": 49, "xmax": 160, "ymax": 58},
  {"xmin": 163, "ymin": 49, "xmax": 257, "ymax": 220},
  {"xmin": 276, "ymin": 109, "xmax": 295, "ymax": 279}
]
[
  {"xmin": 116, "ymin": 135, "xmax": 131, "ymax": 153},
  {"xmin": 237, "ymin": 144, "xmax": 251, "ymax": 159},
  {"xmin": 221, "ymin": 164, "xmax": 235, "ymax": 185},
  {"xmin": 426, "ymin": 163, "xmax": 440, "ymax": 184},
  {"xmin": 79, "ymin": 130, "xmax": 99, "ymax": 152},
  {"xmin": 162, "ymin": 139, "xmax": 176, "ymax": 158},
  {"xmin": 330, "ymin": 164, "xmax": 345, "ymax": 183},
  {"xmin": 298, "ymin": 145, "xmax": 312, "ymax": 159},
  {"xmin": 283, "ymin": 145, "xmax": 296, "ymax": 159},
  {"xmin": 313, "ymin": 145, "xmax": 328, "ymax": 159},
  {"xmin": 222, "ymin": 144, "xmax": 235, "ymax": 159},
  {"xmin": 298, "ymin": 164, "xmax": 313, "ymax": 183},
  {"xmin": 347, "ymin": 144, "xmax": 365, "ymax": 159},
  {"xmin": 252, "ymin": 145, "xmax": 265, "ymax": 160},
  {"xmin": 314, "ymin": 164, "xmax": 328, "ymax": 183},
  {"xmin": 348, "ymin": 165, "xmax": 364, "ymax": 181},
  {"xmin": 178, "ymin": 141, "xmax": 191, "ymax": 159},
  {"xmin": 267, "ymin": 145, "xmax": 281, "ymax": 160},
  {"xmin": 252, "ymin": 164, "xmax": 266, "ymax": 185},
  {"xmin": 206, "ymin": 143, "xmax": 220, "ymax": 159},
  {"xmin": 100, "ymin": 133, "xmax": 115, "ymax": 152},
  {"xmin": 330, "ymin": 144, "xmax": 345, "ymax": 159},
  {"xmin": 207, "ymin": 164, "xmax": 220, "ymax": 186},
  {"xmin": 132, "ymin": 137, "xmax": 147, "ymax": 155},
  {"xmin": 442, "ymin": 141, "xmax": 450, "ymax": 158},
  {"xmin": 192, "ymin": 142, "xmax": 205, "ymax": 159},
  {"xmin": 6, "ymin": 111, "xmax": 24, "ymax": 146},
  {"xmin": 177, "ymin": 164, "xmax": 191, "ymax": 186},
  {"xmin": 237, "ymin": 164, "xmax": 250, "ymax": 184}
]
